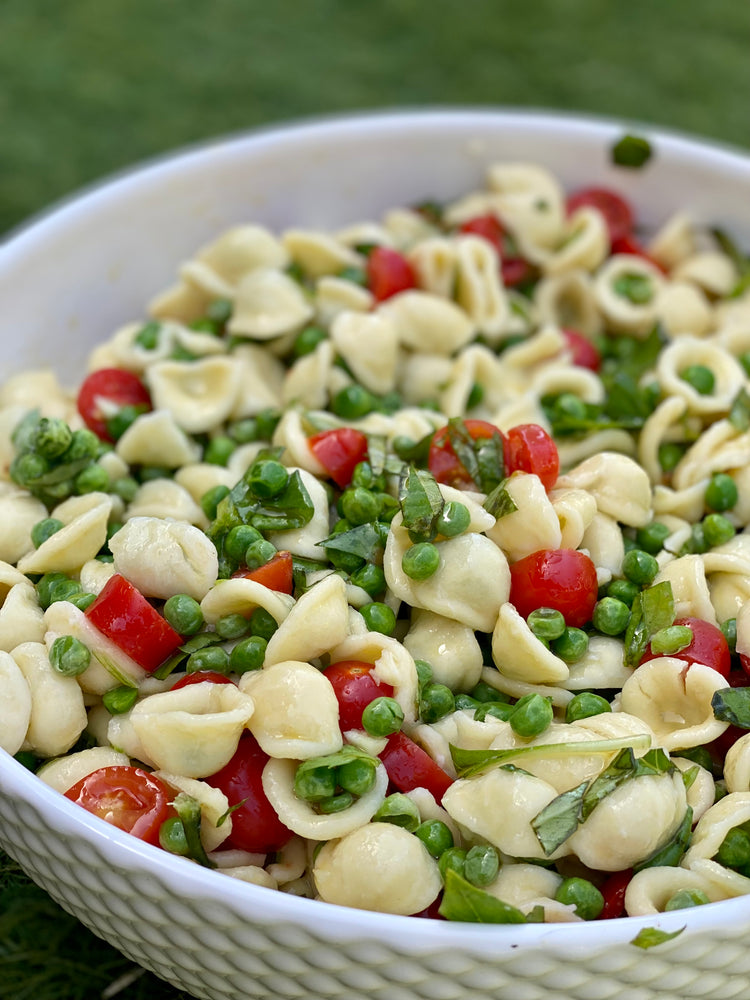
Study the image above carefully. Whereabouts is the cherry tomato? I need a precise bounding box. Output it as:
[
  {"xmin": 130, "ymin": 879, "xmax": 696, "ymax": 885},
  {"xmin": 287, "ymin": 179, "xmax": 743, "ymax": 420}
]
[
  {"xmin": 509, "ymin": 549, "xmax": 598, "ymax": 628},
  {"xmin": 85, "ymin": 574, "xmax": 183, "ymax": 672},
  {"xmin": 428, "ymin": 419, "xmax": 504, "ymax": 490},
  {"xmin": 459, "ymin": 214, "xmax": 504, "ymax": 252},
  {"xmin": 565, "ymin": 187, "xmax": 633, "ymax": 244},
  {"xmin": 232, "ymin": 550, "xmax": 294, "ymax": 594},
  {"xmin": 171, "ymin": 671, "xmax": 236, "ymax": 690},
  {"xmin": 309, "ymin": 427, "xmax": 369, "ymax": 489},
  {"xmin": 504, "ymin": 423, "xmax": 560, "ymax": 490},
  {"xmin": 501, "ymin": 256, "xmax": 535, "ymax": 288},
  {"xmin": 561, "ymin": 328, "xmax": 601, "ymax": 372},
  {"xmin": 65, "ymin": 766, "xmax": 173, "ymax": 846},
  {"xmin": 413, "ymin": 893, "xmax": 446, "ymax": 920},
  {"xmin": 77, "ymin": 368, "xmax": 152, "ymax": 442},
  {"xmin": 366, "ymin": 246, "xmax": 417, "ymax": 302},
  {"xmin": 598, "ymin": 869, "xmax": 633, "ymax": 919},
  {"xmin": 205, "ymin": 735, "xmax": 293, "ymax": 854},
  {"xmin": 324, "ymin": 660, "xmax": 395, "ymax": 731},
  {"xmin": 640, "ymin": 616, "xmax": 731, "ymax": 678},
  {"xmin": 379, "ymin": 731, "xmax": 454, "ymax": 802}
]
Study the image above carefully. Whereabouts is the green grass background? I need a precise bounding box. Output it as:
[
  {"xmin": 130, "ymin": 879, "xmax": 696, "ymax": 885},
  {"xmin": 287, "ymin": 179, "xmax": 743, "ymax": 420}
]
[{"xmin": 1, "ymin": 1, "xmax": 749, "ymax": 998}]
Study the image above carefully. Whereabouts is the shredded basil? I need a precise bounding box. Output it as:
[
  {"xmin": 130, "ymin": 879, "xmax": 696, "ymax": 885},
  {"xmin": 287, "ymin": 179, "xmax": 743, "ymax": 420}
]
[
  {"xmin": 729, "ymin": 388, "xmax": 750, "ymax": 432},
  {"xmin": 483, "ymin": 480, "xmax": 519, "ymax": 519},
  {"xmin": 711, "ymin": 228, "xmax": 750, "ymax": 296},
  {"xmin": 399, "ymin": 465, "xmax": 444, "ymax": 541},
  {"xmin": 633, "ymin": 806, "xmax": 693, "ymax": 872},
  {"xmin": 216, "ymin": 797, "xmax": 249, "ymax": 828},
  {"xmin": 438, "ymin": 869, "xmax": 526, "ymax": 924},
  {"xmin": 630, "ymin": 926, "xmax": 685, "ymax": 949},
  {"xmin": 531, "ymin": 781, "xmax": 588, "ymax": 856},
  {"xmin": 611, "ymin": 134, "xmax": 653, "ymax": 169},
  {"xmin": 319, "ymin": 523, "xmax": 384, "ymax": 562},
  {"xmin": 623, "ymin": 581, "xmax": 675, "ymax": 668},
  {"xmin": 171, "ymin": 793, "xmax": 216, "ymax": 868},
  {"xmin": 444, "ymin": 418, "xmax": 505, "ymax": 493},
  {"xmin": 152, "ymin": 632, "xmax": 223, "ymax": 680},
  {"xmin": 712, "ymin": 686, "xmax": 750, "ymax": 729}
]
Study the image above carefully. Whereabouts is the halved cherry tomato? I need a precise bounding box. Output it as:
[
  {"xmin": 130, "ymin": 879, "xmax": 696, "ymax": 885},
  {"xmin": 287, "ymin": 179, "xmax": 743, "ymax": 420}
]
[
  {"xmin": 598, "ymin": 869, "xmax": 633, "ymax": 919},
  {"xmin": 324, "ymin": 660, "xmax": 395, "ymax": 731},
  {"xmin": 501, "ymin": 256, "xmax": 535, "ymax": 288},
  {"xmin": 561, "ymin": 328, "xmax": 601, "ymax": 372},
  {"xmin": 65, "ymin": 766, "xmax": 173, "ymax": 846},
  {"xmin": 233, "ymin": 550, "xmax": 294, "ymax": 594},
  {"xmin": 379, "ymin": 731, "xmax": 454, "ymax": 802},
  {"xmin": 459, "ymin": 213, "xmax": 504, "ymax": 251},
  {"xmin": 509, "ymin": 548, "xmax": 598, "ymax": 628},
  {"xmin": 367, "ymin": 246, "xmax": 417, "ymax": 302},
  {"xmin": 566, "ymin": 186, "xmax": 633, "ymax": 244},
  {"xmin": 205, "ymin": 735, "xmax": 293, "ymax": 854},
  {"xmin": 428, "ymin": 419, "xmax": 504, "ymax": 490},
  {"xmin": 85, "ymin": 574, "xmax": 183, "ymax": 672},
  {"xmin": 77, "ymin": 368, "xmax": 152, "ymax": 442},
  {"xmin": 171, "ymin": 671, "xmax": 236, "ymax": 690},
  {"xmin": 640, "ymin": 616, "xmax": 731, "ymax": 678},
  {"xmin": 610, "ymin": 234, "xmax": 665, "ymax": 272},
  {"xmin": 504, "ymin": 424, "xmax": 559, "ymax": 490},
  {"xmin": 309, "ymin": 427, "xmax": 369, "ymax": 489}
]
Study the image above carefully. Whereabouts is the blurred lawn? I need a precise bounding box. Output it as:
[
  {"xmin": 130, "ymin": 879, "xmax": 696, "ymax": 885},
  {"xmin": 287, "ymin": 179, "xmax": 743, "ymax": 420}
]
[{"xmin": 1, "ymin": 2, "xmax": 749, "ymax": 999}]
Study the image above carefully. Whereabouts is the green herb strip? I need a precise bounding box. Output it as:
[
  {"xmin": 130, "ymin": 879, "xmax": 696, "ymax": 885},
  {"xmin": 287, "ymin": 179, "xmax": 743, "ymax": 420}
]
[
  {"xmin": 712, "ymin": 686, "xmax": 750, "ymax": 728},
  {"xmin": 438, "ymin": 869, "xmax": 526, "ymax": 924},
  {"xmin": 399, "ymin": 466, "xmax": 444, "ymax": 540},
  {"xmin": 171, "ymin": 792, "xmax": 216, "ymax": 868},
  {"xmin": 623, "ymin": 581, "xmax": 675, "ymax": 668}
]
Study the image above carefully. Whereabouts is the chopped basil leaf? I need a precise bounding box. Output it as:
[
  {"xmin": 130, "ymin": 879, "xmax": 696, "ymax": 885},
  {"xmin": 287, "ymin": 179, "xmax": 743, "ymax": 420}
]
[
  {"xmin": 319, "ymin": 522, "xmax": 383, "ymax": 562},
  {"xmin": 446, "ymin": 419, "xmax": 481, "ymax": 486},
  {"xmin": 474, "ymin": 433, "xmax": 505, "ymax": 494},
  {"xmin": 582, "ymin": 747, "xmax": 673, "ymax": 822},
  {"xmin": 483, "ymin": 480, "xmax": 519, "ymax": 519},
  {"xmin": 250, "ymin": 471, "xmax": 315, "ymax": 531},
  {"xmin": 216, "ymin": 797, "xmax": 249, "ymax": 828},
  {"xmin": 712, "ymin": 686, "xmax": 750, "ymax": 729},
  {"xmin": 151, "ymin": 632, "xmax": 223, "ymax": 680},
  {"xmin": 531, "ymin": 781, "xmax": 588, "ymax": 855},
  {"xmin": 399, "ymin": 465, "xmax": 444, "ymax": 540},
  {"xmin": 438, "ymin": 869, "xmax": 526, "ymax": 924},
  {"xmin": 729, "ymin": 388, "xmax": 750, "ymax": 432},
  {"xmin": 623, "ymin": 581, "xmax": 675, "ymax": 668},
  {"xmin": 171, "ymin": 793, "xmax": 216, "ymax": 869},
  {"xmin": 611, "ymin": 134, "xmax": 653, "ymax": 169},
  {"xmin": 633, "ymin": 806, "xmax": 693, "ymax": 872},
  {"xmin": 711, "ymin": 228, "xmax": 750, "ymax": 281},
  {"xmin": 602, "ymin": 371, "xmax": 656, "ymax": 424},
  {"xmin": 630, "ymin": 926, "xmax": 685, "ymax": 949}
]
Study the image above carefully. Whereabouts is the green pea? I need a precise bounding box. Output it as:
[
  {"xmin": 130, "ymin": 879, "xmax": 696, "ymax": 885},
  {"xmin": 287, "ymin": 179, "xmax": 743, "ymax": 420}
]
[
  {"xmin": 102, "ymin": 685, "xmax": 139, "ymax": 715},
  {"xmin": 613, "ymin": 272, "xmax": 653, "ymax": 304},
  {"xmin": 349, "ymin": 563, "xmax": 386, "ymax": 598},
  {"xmin": 377, "ymin": 391, "xmax": 402, "ymax": 415},
  {"xmin": 318, "ymin": 791, "xmax": 355, "ymax": 814},
  {"xmin": 331, "ymin": 384, "xmax": 377, "ymax": 420},
  {"xmin": 163, "ymin": 594, "xmax": 204, "ymax": 636},
  {"xmin": 49, "ymin": 635, "xmax": 90, "ymax": 677},
  {"xmin": 215, "ymin": 613, "xmax": 251, "ymax": 641},
  {"xmin": 592, "ymin": 597, "xmax": 631, "ymax": 636},
  {"xmin": 350, "ymin": 461, "xmax": 380, "ymax": 491},
  {"xmin": 636, "ymin": 521, "xmax": 671, "ymax": 555},
  {"xmin": 392, "ymin": 435, "xmax": 417, "ymax": 459},
  {"xmin": 293, "ymin": 325, "xmax": 328, "ymax": 358},
  {"xmin": 555, "ymin": 877, "xmax": 604, "ymax": 920},
  {"xmin": 419, "ymin": 683, "xmax": 456, "ymax": 724},
  {"xmin": 650, "ymin": 625, "xmax": 693, "ymax": 655},
  {"xmin": 186, "ymin": 645, "xmax": 230, "ymax": 675},
  {"xmin": 36, "ymin": 572, "xmax": 70, "ymax": 610},
  {"xmin": 702, "ymin": 512, "xmax": 735, "ymax": 548},
  {"xmin": 361, "ymin": 696, "xmax": 404, "ymax": 737},
  {"xmin": 705, "ymin": 473, "xmax": 738, "ymax": 512},
  {"xmin": 565, "ymin": 692, "xmax": 612, "ymax": 723},
  {"xmin": 105, "ymin": 405, "xmax": 145, "ymax": 441},
  {"xmin": 341, "ymin": 487, "xmax": 381, "ymax": 526},
  {"xmin": 229, "ymin": 635, "xmax": 267, "ymax": 673},
  {"xmin": 527, "ymin": 607, "xmax": 566, "ymax": 642},
  {"xmin": 373, "ymin": 793, "xmax": 420, "ymax": 831},
  {"xmin": 509, "ymin": 693, "xmax": 553, "ymax": 738},
  {"xmin": 679, "ymin": 364, "xmax": 715, "ymax": 395},
  {"xmin": 10, "ymin": 451, "xmax": 50, "ymax": 485},
  {"xmin": 606, "ymin": 578, "xmax": 640, "ymax": 607},
  {"xmin": 225, "ymin": 524, "xmax": 263, "ymax": 562},
  {"xmin": 189, "ymin": 317, "xmax": 220, "ymax": 335},
  {"xmin": 414, "ymin": 819, "xmax": 454, "ymax": 858},
  {"xmin": 337, "ymin": 758, "xmax": 377, "ymax": 797},
  {"xmin": 360, "ymin": 601, "xmax": 396, "ymax": 635},
  {"xmin": 466, "ymin": 381, "xmax": 484, "ymax": 409},
  {"xmin": 33, "ymin": 417, "xmax": 73, "ymax": 459},
  {"xmin": 338, "ymin": 265, "xmax": 368, "ymax": 286},
  {"xmin": 464, "ymin": 844, "xmax": 499, "ymax": 887},
  {"xmin": 553, "ymin": 393, "xmax": 588, "ymax": 421},
  {"xmin": 402, "ymin": 542, "xmax": 440, "ymax": 580},
  {"xmin": 454, "ymin": 694, "xmax": 480, "ymax": 712},
  {"xmin": 474, "ymin": 702, "xmax": 515, "ymax": 723},
  {"xmin": 470, "ymin": 681, "xmax": 510, "ymax": 704},
  {"xmin": 246, "ymin": 459, "xmax": 289, "ymax": 499},
  {"xmin": 715, "ymin": 826, "xmax": 750, "ymax": 870},
  {"xmin": 134, "ymin": 320, "xmax": 161, "ymax": 350},
  {"xmin": 201, "ymin": 484, "xmax": 230, "ymax": 520},
  {"xmin": 48, "ymin": 578, "xmax": 84, "ymax": 605},
  {"xmin": 436, "ymin": 500, "xmax": 471, "ymax": 538},
  {"xmin": 206, "ymin": 298, "xmax": 233, "ymax": 325},
  {"xmin": 204, "ymin": 435, "xmax": 236, "ymax": 466},
  {"xmin": 139, "ymin": 465, "xmax": 173, "ymax": 483},
  {"xmin": 249, "ymin": 607, "xmax": 278, "ymax": 640},
  {"xmin": 159, "ymin": 816, "xmax": 190, "ymax": 856},
  {"xmin": 69, "ymin": 592, "xmax": 96, "ymax": 612},
  {"xmin": 664, "ymin": 888, "xmax": 711, "ymax": 911},
  {"xmin": 621, "ymin": 548, "xmax": 659, "ymax": 587},
  {"xmin": 658, "ymin": 442, "xmax": 685, "ymax": 474},
  {"xmin": 254, "ymin": 408, "xmax": 281, "ymax": 441},
  {"xmin": 31, "ymin": 517, "xmax": 64, "ymax": 548},
  {"xmin": 245, "ymin": 538, "xmax": 277, "ymax": 570},
  {"xmin": 112, "ymin": 476, "xmax": 139, "ymax": 502},
  {"xmin": 294, "ymin": 765, "xmax": 337, "ymax": 802},
  {"xmin": 438, "ymin": 847, "xmax": 467, "ymax": 882},
  {"xmin": 228, "ymin": 417, "xmax": 259, "ymax": 444},
  {"xmin": 721, "ymin": 618, "xmax": 737, "ymax": 654},
  {"xmin": 680, "ymin": 522, "xmax": 708, "ymax": 556}
]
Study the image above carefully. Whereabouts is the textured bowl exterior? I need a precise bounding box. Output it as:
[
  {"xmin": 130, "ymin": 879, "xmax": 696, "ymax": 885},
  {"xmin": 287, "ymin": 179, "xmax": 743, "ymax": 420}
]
[{"xmin": 2, "ymin": 109, "xmax": 750, "ymax": 1000}]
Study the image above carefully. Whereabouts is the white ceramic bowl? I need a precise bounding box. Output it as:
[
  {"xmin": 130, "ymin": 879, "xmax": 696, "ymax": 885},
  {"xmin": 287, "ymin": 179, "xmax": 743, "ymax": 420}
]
[{"xmin": 2, "ymin": 110, "xmax": 750, "ymax": 1000}]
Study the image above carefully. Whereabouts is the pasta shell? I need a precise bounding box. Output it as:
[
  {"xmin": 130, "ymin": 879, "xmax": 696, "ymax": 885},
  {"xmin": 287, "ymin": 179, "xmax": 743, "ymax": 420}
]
[
  {"xmin": 110, "ymin": 516, "xmax": 218, "ymax": 600},
  {"xmin": 13, "ymin": 641, "xmax": 87, "ymax": 758},
  {"xmin": 116, "ymin": 410, "xmax": 201, "ymax": 468},
  {"xmin": 17, "ymin": 492, "xmax": 112, "ymax": 575},
  {"xmin": 492, "ymin": 602, "xmax": 569, "ymax": 685},
  {"xmin": 147, "ymin": 357, "xmax": 242, "ymax": 433},
  {"xmin": 0, "ymin": 649, "xmax": 32, "ymax": 755},
  {"xmin": 229, "ymin": 267, "xmax": 314, "ymax": 339},
  {"xmin": 263, "ymin": 574, "xmax": 350, "ymax": 667},
  {"xmin": 378, "ymin": 290, "xmax": 475, "ymax": 355},
  {"xmin": 403, "ymin": 608, "xmax": 483, "ymax": 693}
]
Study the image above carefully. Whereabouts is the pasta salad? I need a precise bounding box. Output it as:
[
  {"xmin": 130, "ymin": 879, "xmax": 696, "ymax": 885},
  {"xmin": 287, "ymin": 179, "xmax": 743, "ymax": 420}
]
[{"xmin": 2, "ymin": 154, "xmax": 750, "ymax": 926}]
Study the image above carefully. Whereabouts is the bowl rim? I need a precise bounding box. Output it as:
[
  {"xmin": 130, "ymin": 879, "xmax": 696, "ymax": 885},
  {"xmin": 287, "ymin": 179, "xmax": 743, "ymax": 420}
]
[{"xmin": 2, "ymin": 106, "xmax": 750, "ymax": 956}]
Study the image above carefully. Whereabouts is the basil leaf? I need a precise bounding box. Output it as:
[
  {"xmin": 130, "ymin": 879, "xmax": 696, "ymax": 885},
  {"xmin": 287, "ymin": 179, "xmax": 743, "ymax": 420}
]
[
  {"xmin": 602, "ymin": 323, "xmax": 666, "ymax": 383},
  {"xmin": 630, "ymin": 926, "xmax": 685, "ymax": 950},
  {"xmin": 474, "ymin": 433, "xmax": 505, "ymax": 494},
  {"xmin": 399, "ymin": 466, "xmax": 444, "ymax": 540},
  {"xmin": 446, "ymin": 419, "xmax": 481, "ymax": 487},
  {"xmin": 711, "ymin": 228, "xmax": 750, "ymax": 280},
  {"xmin": 152, "ymin": 632, "xmax": 222, "ymax": 679},
  {"xmin": 601, "ymin": 371, "xmax": 655, "ymax": 424},
  {"xmin": 531, "ymin": 781, "xmax": 588, "ymax": 856},
  {"xmin": 250, "ymin": 471, "xmax": 315, "ymax": 531},
  {"xmin": 171, "ymin": 793, "xmax": 216, "ymax": 869},
  {"xmin": 729, "ymin": 388, "xmax": 750, "ymax": 432},
  {"xmin": 712, "ymin": 686, "xmax": 750, "ymax": 728},
  {"xmin": 483, "ymin": 480, "xmax": 519, "ymax": 519},
  {"xmin": 581, "ymin": 746, "xmax": 674, "ymax": 822},
  {"xmin": 438, "ymin": 869, "xmax": 526, "ymax": 924},
  {"xmin": 624, "ymin": 582, "xmax": 675, "ymax": 668},
  {"xmin": 216, "ymin": 797, "xmax": 249, "ymax": 828},
  {"xmin": 633, "ymin": 806, "xmax": 693, "ymax": 872},
  {"xmin": 393, "ymin": 430, "xmax": 434, "ymax": 464},
  {"xmin": 450, "ymin": 734, "xmax": 651, "ymax": 779},
  {"xmin": 611, "ymin": 134, "xmax": 653, "ymax": 169},
  {"xmin": 319, "ymin": 522, "xmax": 383, "ymax": 561},
  {"xmin": 731, "ymin": 270, "xmax": 750, "ymax": 299}
]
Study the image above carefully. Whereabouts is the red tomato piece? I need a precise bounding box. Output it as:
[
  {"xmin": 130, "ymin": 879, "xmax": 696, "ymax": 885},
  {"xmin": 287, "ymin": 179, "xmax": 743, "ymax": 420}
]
[
  {"xmin": 171, "ymin": 671, "xmax": 236, "ymax": 690},
  {"xmin": 561, "ymin": 328, "xmax": 601, "ymax": 372},
  {"xmin": 309, "ymin": 427, "xmax": 369, "ymax": 489},
  {"xmin": 324, "ymin": 660, "xmax": 395, "ymax": 731},
  {"xmin": 598, "ymin": 869, "xmax": 633, "ymax": 919},
  {"xmin": 379, "ymin": 732, "xmax": 454, "ymax": 802},
  {"xmin": 77, "ymin": 368, "xmax": 152, "ymax": 442},
  {"xmin": 640, "ymin": 616, "xmax": 731, "ymax": 678},
  {"xmin": 367, "ymin": 246, "xmax": 417, "ymax": 302},
  {"xmin": 501, "ymin": 256, "xmax": 535, "ymax": 288},
  {"xmin": 566, "ymin": 186, "xmax": 634, "ymax": 244},
  {"xmin": 85, "ymin": 574, "xmax": 183, "ymax": 672},
  {"xmin": 459, "ymin": 214, "xmax": 504, "ymax": 252},
  {"xmin": 205, "ymin": 735, "xmax": 293, "ymax": 853},
  {"xmin": 233, "ymin": 550, "xmax": 294, "ymax": 594},
  {"xmin": 428, "ymin": 419, "xmax": 504, "ymax": 490},
  {"xmin": 610, "ymin": 234, "xmax": 665, "ymax": 272},
  {"xmin": 504, "ymin": 423, "xmax": 560, "ymax": 490},
  {"xmin": 509, "ymin": 549, "xmax": 598, "ymax": 628},
  {"xmin": 65, "ymin": 766, "xmax": 173, "ymax": 847}
]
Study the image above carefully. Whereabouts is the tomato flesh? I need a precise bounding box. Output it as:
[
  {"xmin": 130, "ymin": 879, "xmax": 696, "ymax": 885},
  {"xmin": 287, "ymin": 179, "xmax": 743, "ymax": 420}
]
[
  {"xmin": 640, "ymin": 616, "xmax": 731, "ymax": 678},
  {"xmin": 77, "ymin": 368, "xmax": 151, "ymax": 442},
  {"xmin": 598, "ymin": 869, "xmax": 633, "ymax": 919},
  {"xmin": 205, "ymin": 735, "xmax": 293, "ymax": 853},
  {"xmin": 171, "ymin": 671, "xmax": 236, "ymax": 690},
  {"xmin": 324, "ymin": 660, "xmax": 395, "ymax": 731},
  {"xmin": 85, "ymin": 574, "xmax": 183, "ymax": 672},
  {"xmin": 561, "ymin": 328, "xmax": 601, "ymax": 372},
  {"xmin": 459, "ymin": 214, "xmax": 504, "ymax": 251},
  {"xmin": 65, "ymin": 766, "xmax": 173, "ymax": 846},
  {"xmin": 367, "ymin": 246, "xmax": 417, "ymax": 302},
  {"xmin": 566, "ymin": 186, "xmax": 633, "ymax": 244},
  {"xmin": 509, "ymin": 549, "xmax": 598, "ymax": 628},
  {"xmin": 504, "ymin": 423, "xmax": 559, "ymax": 490},
  {"xmin": 233, "ymin": 550, "xmax": 294, "ymax": 594},
  {"xmin": 379, "ymin": 731, "xmax": 454, "ymax": 803},
  {"xmin": 309, "ymin": 427, "xmax": 369, "ymax": 489},
  {"xmin": 428, "ymin": 419, "xmax": 504, "ymax": 490}
]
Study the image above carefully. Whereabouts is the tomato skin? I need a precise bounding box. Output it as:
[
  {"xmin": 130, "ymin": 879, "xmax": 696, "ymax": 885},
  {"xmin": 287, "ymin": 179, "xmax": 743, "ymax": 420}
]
[
  {"xmin": 232, "ymin": 550, "xmax": 294, "ymax": 594},
  {"xmin": 367, "ymin": 246, "xmax": 417, "ymax": 302},
  {"xmin": 459, "ymin": 214, "xmax": 504, "ymax": 251},
  {"xmin": 598, "ymin": 869, "xmax": 633, "ymax": 919},
  {"xmin": 428, "ymin": 419, "xmax": 504, "ymax": 490},
  {"xmin": 501, "ymin": 256, "xmax": 535, "ymax": 288},
  {"xmin": 566, "ymin": 187, "xmax": 633, "ymax": 243},
  {"xmin": 379, "ymin": 731, "xmax": 454, "ymax": 802},
  {"xmin": 205, "ymin": 735, "xmax": 293, "ymax": 853},
  {"xmin": 171, "ymin": 671, "xmax": 236, "ymax": 690},
  {"xmin": 85, "ymin": 574, "xmax": 183, "ymax": 672},
  {"xmin": 562, "ymin": 328, "xmax": 601, "ymax": 372},
  {"xmin": 77, "ymin": 368, "xmax": 151, "ymax": 442},
  {"xmin": 65, "ymin": 766, "xmax": 173, "ymax": 846},
  {"xmin": 309, "ymin": 427, "xmax": 369, "ymax": 489},
  {"xmin": 509, "ymin": 549, "xmax": 598, "ymax": 628},
  {"xmin": 504, "ymin": 424, "xmax": 559, "ymax": 490},
  {"xmin": 640, "ymin": 617, "xmax": 731, "ymax": 678},
  {"xmin": 324, "ymin": 660, "xmax": 394, "ymax": 731}
]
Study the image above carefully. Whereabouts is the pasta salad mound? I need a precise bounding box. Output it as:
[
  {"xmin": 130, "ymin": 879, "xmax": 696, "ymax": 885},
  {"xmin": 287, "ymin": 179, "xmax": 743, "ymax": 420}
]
[{"xmin": 3, "ymin": 157, "xmax": 750, "ymax": 926}]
